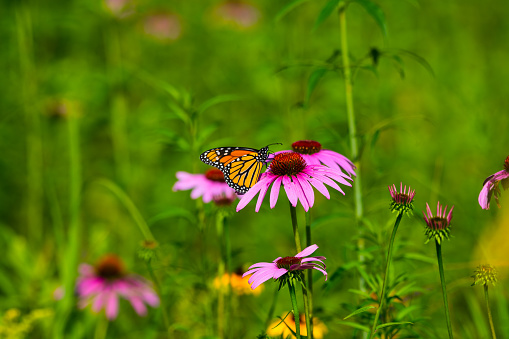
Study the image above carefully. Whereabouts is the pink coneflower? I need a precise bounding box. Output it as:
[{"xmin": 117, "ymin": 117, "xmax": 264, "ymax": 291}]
[
  {"xmin": 173, "ymin": 169, "xmax": 237, "ymax": 205},
  {"xmin": 479, "ymin": 156, "xmax": 509, "ymax": 210},
  {"xmin": 236, "ymin": 152, "xmax": 352, "ymax": 212},
  {"xmin": 275, "ymin": 140, "xmax": 356, "ymax": 177},
  {"xmin": 76, "ymin": 254, "xmax": 159, "ymax": 320},
  {"xmin": 212, "ymin": 1, "xmax": 260, "ymax": 29},
  {"xmin": 143, "ymin": 12, "xmax": 182, "ymax": 42},
  {"xmin": 389, "ymin": 182, "xmax": 415, "ymax": 214},
  {"xmin": 422, "ymin": 202, "xmax": 454, "ymax": 244},
  {"xmin": 242, "ymin": 244, "xmax": 327, "ymax": 290}
]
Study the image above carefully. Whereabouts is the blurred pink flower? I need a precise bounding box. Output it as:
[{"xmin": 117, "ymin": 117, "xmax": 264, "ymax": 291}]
[
  {"xmin": 173, "ymin": 169, "xmax": 237, "ymax": 205},
  {"xmin": 144, "ymin": 12, "xmax": 182, "ymax": 41},
  {"xmin": 479, "ymin": 156, "xmax": 509, "ymax": 210},
  {"xmin": 76, "ymin": 254, "xmax": 159, "ymax": 320},
  {"xmin": 212, "ymin": 1, "xmax": 260, "ymax": 29},
  {"xmin": 274, "ymin": 140, "xmax": 356, "ymax": 177},
  {"xmin": 243, "ymin": 244, "xmax": 327, "ymax": 290},
  {"xmin": 104, "ymin": 0, "xmax": 134, "ymax": 18},
  {"xmin": 236, "ymin": 152, "xmax": 352, "ymax": 212}
]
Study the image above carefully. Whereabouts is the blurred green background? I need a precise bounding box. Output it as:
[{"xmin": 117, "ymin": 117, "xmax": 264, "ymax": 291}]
[{"xmin": 1, "ymin": 0, "xmax": 509, "ymax": 338}]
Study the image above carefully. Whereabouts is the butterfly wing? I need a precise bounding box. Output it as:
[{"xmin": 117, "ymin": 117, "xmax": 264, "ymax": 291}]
[{"xmin": 200, "ymin": 146, "xmax": 269, "ymax": 193}]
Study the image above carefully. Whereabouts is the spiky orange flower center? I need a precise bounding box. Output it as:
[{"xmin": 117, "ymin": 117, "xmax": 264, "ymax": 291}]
[
  {"xmin": 95, "ymin": 254, "xmax": 126, "ymax": 279},
  {"xmin": 205, "ymin": 168, "xmax": 226, "ymax": 182},
  {"xmin": 270, "ymin": 152, "xmax": 306, "ymax": 176},
  {"xmin": 292, "ymin": 140, "xmax": 322, "ymax": 154},
  {"xmin": 276, "ymin": 256, "xmax": 302, "ymax": 270}
]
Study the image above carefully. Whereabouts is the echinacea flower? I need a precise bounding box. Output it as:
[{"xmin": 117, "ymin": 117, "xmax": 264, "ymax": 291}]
[
  {"xmin": 267, "ymin": 313, "xmax": 328, "ymax": 339},
  {"xmin": 389, "ymin": 183, "xmax": 415, "ymax": 214},
  {"xmin": 479, "ymin": 155, "xmax": 509, "ymax": 210},
  {"xmin": 242, "ymin": 244, "xmax": 326, "ymax": 290},
  {"xmin": 236, "ymin": 152, "xmax": 352, "ymax": 212},
  {"xmin": 76, "ymin": 254, "xmax": 159, "ymax": 320},
  {"xmin": 276, "ymin": 140, "xmax": 356, "ymax": 177},
  {"xmin": 472, "ymin": 264, "xmax": 497, "ymax": 287},
  {"xmin": 422, "ymin": 202, "xmax": 454, "ymax": 244},
  {"xmin": 173, "ymin": 169, "xmax": 237, "ymax": 205}
]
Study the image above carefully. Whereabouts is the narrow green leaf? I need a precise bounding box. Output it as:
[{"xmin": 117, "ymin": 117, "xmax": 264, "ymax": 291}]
[
  {"xmin": 351, "ymin": 0, "xmax": 388, "ymax": 37},
  {"xmin": 167, "ymin": 101, "xmax": 190, "ymax": 124},
  {"xmin": 376, "ymin": 321, "xmax": 413, "ymax": 330},
  {"xmin": 396, "ymin": 49, "xmax": 435, "ymax": 76},
  {"xmin": 403, "ymin": 252, "xmax": 436, "ymax": 264},
  {"xmin": 305, "ymin": 68, "xmax": 328, "ymax": 106},
  {"xmin": 275, "ymin": 0, "xmax": 313, "ymax": 22},
  {"xmin": 343, "ymin": 306, "xmax": 376, "ymax": 320},
  {"xmin": 197, "ymin": 94, "xmax": 244, "ymax": 115},
  {"xmin": 336, "ymin": 320, "xmax": 370, "ymax": 332},
  {"xmin": 313, "ymin": 0, "xmax": 341, "ymax": 30}
]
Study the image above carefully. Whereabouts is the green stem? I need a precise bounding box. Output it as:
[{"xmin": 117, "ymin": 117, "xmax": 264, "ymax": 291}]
[
  {"xmin": 369, "ymin": 212, "xmax": 403, "ymax": 339},
  {"xmin": 216, "ymin": 212, "xmax": 225, "ymax": 339},
  {"xmin": 484, "ymin": 285, "xmax": 497, "ymax": 339},
  {"xmin": 339, "ymin": 2, "xmax": 365, "ymax": 293},
  {"xmin": 305, "ymin": 211, "xmax": 314, "ymax": 339},
  {"xmin": 93, "ymin": 316, "xmax": 109, "ymax": 339},
  {"xmin": 216, "ymin": 211, "xmax": 232, "ymax": 338},
  {"xmin": 289, "ymin": 204, "xmax": 302, "ymax": 253},
  {"xmin": 146, "ymin": 259, "xmax": 171, "ymax": 338},
  {"xmin": 288, "ymin": 279, "xmax": 301, "ymax": 339},
  {"xmin": 436, "ymin": 240, "xmax": 454, "ymax": 339}
]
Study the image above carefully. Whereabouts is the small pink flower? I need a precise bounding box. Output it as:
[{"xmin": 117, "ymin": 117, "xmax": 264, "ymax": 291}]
[
  {"xmin": 173, "ymin": 169, "xmax": 238, "ymax": 205},
  {"xmin": 388, "ymin": 182, "xmax": 415, "ymax": 214},
  {"xmin": 274, "ymin": 140, "xmax": 356, "ymax": 177},
  {"xmin": 422, "ymin": 202, "xmax": 454, "ymax": 244},
  {"xmin": 143, "ymin": 12, "xmax": 182, "ymax": 41},
  {"xmin": 479, "ymin": 156, "xmax": 509, "ymax": 210},
  {"xmin": 236, "ymin": 152, "xmax": 352, "ymax": 212},
  {"xmin": 212, "ymin": 1, "xmax": 260, "ymax": 29},
  {"xmin": 76, "ymin": 255, "xmax": 159, "ymax": 320},
  {"xmin": 243, "ymin": 244, "xmax": 327, "ymax": 290}
]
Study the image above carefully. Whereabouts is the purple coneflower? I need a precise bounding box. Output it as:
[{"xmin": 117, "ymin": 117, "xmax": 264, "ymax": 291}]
[
  {"xmin": 422, "ymin": 202, "xmax": 454, "ymax": 244},
  {"xmin": 236, "ymin": 152, "xmax": 352, "ymax": 212},
  {"xmin": 173, "ymin": 169, "xmax": 237, "ymax": 205},
  {"xmin": 242, "ymin": 244, "xmax": 327, "ymax": 290},
  {"xmin": 76, "ymin": 254, "xmax": 159, "ymax": 320},
  {"xmin": 388, "ymin": 182, "xmax": 415, "ymax": 214},
  {"xmin": 479, "ymin": 155, "xmax": 509, "ymax": 210},
  {"xmin": 275, "ymin": 140, "xmax": 356, "ymax": 177}
]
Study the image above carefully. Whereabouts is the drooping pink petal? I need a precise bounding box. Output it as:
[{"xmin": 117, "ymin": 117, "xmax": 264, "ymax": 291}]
[
  {"xmin": 296, "ymin": 244, "xmax": 318, "ymax": 258},
  {"xmin": 78, "ymin": 277, "xmax": 106, "ymax": 297},
  {"xmin": 128, "ymin": 296, "xmax": 148, "ymax": 316},
  {"xmin": 236, "ymin": 175, "xmax": 272, "ymax": 212},
  {"xmin": 282, "ymin": 175, "xmax": 298, "ymax": 207},
  {"xmin": 105, "ymin": 292, "xmax": 119, "ymax": 320},
  {"xmin": 140, "ymin": 289, "xmax": 160, "ymax": 307},
  {"xmin": 269, "ymin": 176, "xmax": 284, "ymax": 208},
  {"xmin": 296, "ymin": 173, "xmax": 315, "ymax": 209},
  {"xmin": 272, "ymin": 268, "xmax": 289, "ymax": 279},
  {"xmin": 479, "ymin": 181, "xmax": 492, "ymax": 209},
  {"xmin": 301, "ymin": 257, "xmax": 326, "ymax": 266},
  {"xmin": 246, "ymin": 262, "xmax": 276, "ymax": 270},
  {"xmin": 255, "ymin": 177, "xmax": 272, "ymax": 212},
  {"xmin": 291, "ymin": 176, "xmax": 309, "ymax": 211},
  {"xmin": 92, "ymin": 292, "xmax": 107, "ymax": 312}
]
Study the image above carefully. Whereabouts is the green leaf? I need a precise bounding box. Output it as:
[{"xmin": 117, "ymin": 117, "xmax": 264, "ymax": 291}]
[
  {"xmin": 403, "ymin": 252, "xmax": 436, "ymax": 264},
  {"xmin": 305, "ymin": 68, "xmax": 328, "ymax": 106},
  {"xmin": 347, "ymin": 288, "xmax": 371, "ymax": 298},
  {"xmin": 167, "ymin": 101, "xmax": 190, "ymax": 125},
  {"xmin": 314, "ymin": 0, "xmax": 342, "ymax": 30},
  {"xmin": 376, "ymin": 321, "xmax": 413, "ymax": 330},
  {"xmin": 343, "ymin": 306, "xmax": 376, "ymax": 320},
  {"xmin": 396, "ymin": 49, "xmax": 435, "ymax": 76},
  {"xmin": 275, "ymin": 0, "xmax": 313, "ymax": 22},
  {"xmin": 197, "ymin": 94, "xmax": 244, "ymax": 115},
  {"xmin": 351, "ymin": 0, "xmax": 388, "ymax": 38},
  {"xmin": 336, "ymin": 320, "xmax": 370, "ymax": 332}
]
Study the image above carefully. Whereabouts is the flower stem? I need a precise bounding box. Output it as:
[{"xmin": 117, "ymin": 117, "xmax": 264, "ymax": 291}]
[
  {"xmin": 435, "ymin": 240, "xmax": 454, "ymax": 339},
  {"xmin": 265, "ymin": 286, "xmax": 280, "ymax": 330},
  {"xmin": 369, "ymin": 212, "xmax": 403, "ymax": 339},
  {"xmin": 216, "ymin": 211, "xmax": 232, "ymax": 338},
  {"xmin": 146, "ymin": 259, "xmax": 171, "ymax": 338},
  {"xmin": 94, "ymin": 316, "xmax": 109, "ymax": 339},
  {"xmin": 305, "ymin": 211, "xmax": 314, "ymax": 339},
  {"xmin": 288, "ymin": 279, "xmax": 301, "ymax": 339},
  {"xmin": 339, "ymin": 2, "xmax": 365, "ymax": 294},
  {"xmin": 289, "ymin": 204, "xmax": 302, "ymax": 253},
  {"xmin": 484, "ymin": 285, "xmax": 497, "ymax": 339}
]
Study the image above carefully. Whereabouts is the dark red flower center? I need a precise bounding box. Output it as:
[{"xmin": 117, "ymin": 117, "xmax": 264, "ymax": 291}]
[
  {"xmin": 95, "ymin": 254, "xmax": 125, "ymax": 279},
  {"xmin": 269, "ymin": 152, "xmax": 306, "ymax": 176},
  {"xmin": 205, "ymin": 169, "xmax": 226, "ymax": 182},
  {"xmin": 505, "ymin": 156, "xmax": 509, "ymax": 171},
  {"xmin": 292, "ymin": 140, "xmax": 322, "ymax": 154},
  {"xmin": 428, "ymin": 217, "xmax": 448, "ymax": 230},
  {"xmin": 276, "ymin": 256, "xmax": 302, "ymax": 269}
]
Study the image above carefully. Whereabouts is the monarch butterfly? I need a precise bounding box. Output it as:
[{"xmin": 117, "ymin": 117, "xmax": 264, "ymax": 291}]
[{"xmin": 200, "ymin": 143, "xmax": 281, "ymax": 194}]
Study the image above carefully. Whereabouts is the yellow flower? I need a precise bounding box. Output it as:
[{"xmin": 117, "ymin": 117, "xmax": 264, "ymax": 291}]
[
  {"xmin": 213, "ymin": 272, "xmax": 263, "ymax": 295},
  {"xmin": 267, "ymin": 313, "xmax": 328, "ymax": 339}
]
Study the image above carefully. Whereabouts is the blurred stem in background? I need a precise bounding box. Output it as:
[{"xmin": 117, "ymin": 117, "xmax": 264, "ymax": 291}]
[
  {"xmin": 339, "ymin": 3, "xmax": 366, "ymax": 291},
  {"xmin": 16, "ymin": 0, "xmax": 43, "ymax": 245},
  {"xmin": 216, "ymin": 210, "xmax": 232, "ymax": 339},
  {"xmin": 105, "ymin": 21, "xmax": 131, "ymax": 188},
  {"xmin": 305, "ymin": 211, "xmax": 314, "ymax": 338},
  {"xmin": 484, "ymin": 285, "xmax": 497, "ymax": 339},
  {"xmin": 436, "ymin": 240, "xmax": 454, "ymax": 339}
]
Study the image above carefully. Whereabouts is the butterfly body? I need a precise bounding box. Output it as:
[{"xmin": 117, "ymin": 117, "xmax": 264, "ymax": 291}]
[{"xmin": 200, "ymin": 145, "xmax": 274, "ymax": 194}]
